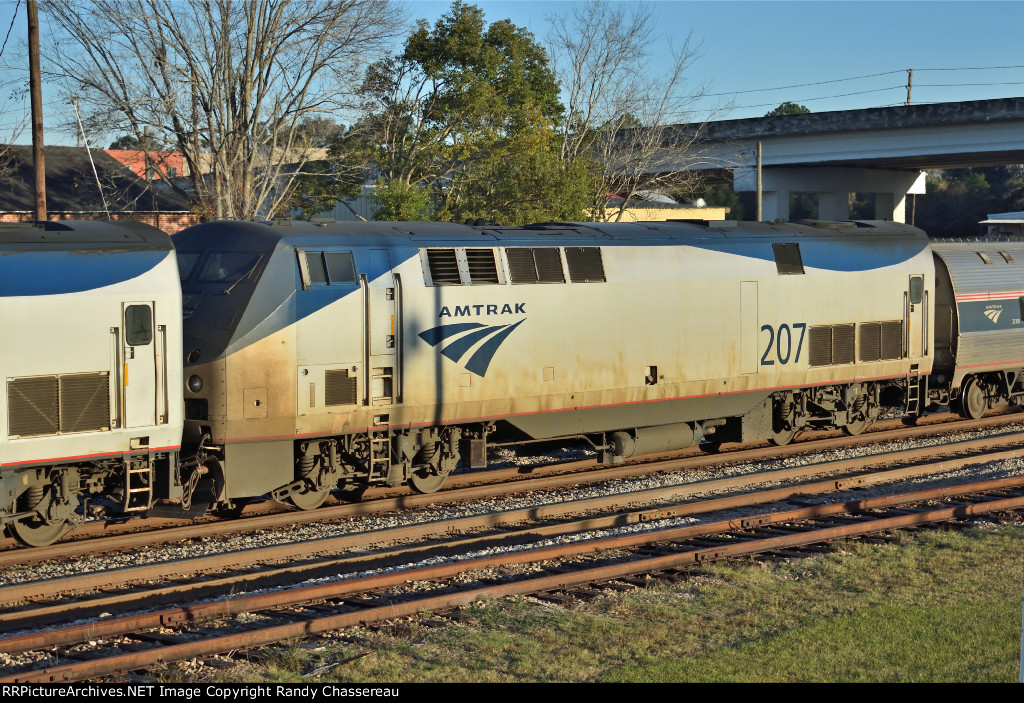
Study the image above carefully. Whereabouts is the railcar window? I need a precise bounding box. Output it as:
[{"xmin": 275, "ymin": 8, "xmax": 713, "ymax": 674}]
[
  {"xmin": 177, "ymin": 252, "xmax": 201, "ymax": 281},
  {"xmin": 565, "ymin": 247, "xmax": 606, "ymax": 282},
  {"xmin": 325, "ymin": 252, "xmax": 357, "ymax": 284},
  {"xmin": 909, "ymin": 276, "xmax": 923, "ymax": 304},
  {"xmin": 198, "ymin": 252, "xmax": 262, "ymax": 283},
  {"xmin": 125, "ymin": 305, "xmax": 153, "ymax": 346},
  {"xmin": 303, "ymin": 252, "xmax": 328, "ymax": 284}
]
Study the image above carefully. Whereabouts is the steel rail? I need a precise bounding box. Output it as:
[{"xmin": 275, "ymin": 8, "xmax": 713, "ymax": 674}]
[
  {"xmin": 5, "ymin": 441, "xmax": 1016, "ymax": 632},
  {"xmin": 6, "ymin": 475, "xmax": 1024, "ymax": 683},
  {"xmin": 3, "ymin": 435, "xmax": 1023, "ymax": 608},
  {"xmin": 3, "ymin": 412, "xmax": 1023, "ymax": 566}
]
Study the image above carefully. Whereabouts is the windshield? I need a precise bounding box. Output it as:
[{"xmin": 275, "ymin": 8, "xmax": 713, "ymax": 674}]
[{"xmin": 196, "ymin": 252, "xmax": 263, "ymax": 284}]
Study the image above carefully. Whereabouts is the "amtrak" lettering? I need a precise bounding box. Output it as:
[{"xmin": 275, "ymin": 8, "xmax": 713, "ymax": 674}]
[{"xmin": 439, "ymin": 303, "xmax": 526, "ymax": 318}]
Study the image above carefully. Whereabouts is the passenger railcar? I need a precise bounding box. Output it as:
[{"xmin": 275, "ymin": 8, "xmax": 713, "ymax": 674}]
[
  {"xmin": 931, "ymin": 241, "xmax": 1024, "ymax": 419},
  {"xmin": 174, "ymin": 218, "xmax": 935, "ymax": 511},
  {"xmin": 0, "ymin": 220, "xmax": 186, "ymax": 545}
]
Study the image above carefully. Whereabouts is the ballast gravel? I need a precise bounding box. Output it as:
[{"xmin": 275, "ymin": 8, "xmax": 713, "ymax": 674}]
[{"xmin": 2, "ymin": 422, "xmax": 1024, "ymax": 593}]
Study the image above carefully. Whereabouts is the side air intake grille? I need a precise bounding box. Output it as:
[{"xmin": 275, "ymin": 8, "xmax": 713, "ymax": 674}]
[
  {"xmin": 832, "ymin": 324, "xmax": 855, "ymax": 365},
  {"xmin": 8, "ymin": 373, "xmax": 110, "ymax": 437},
  {"xmin": 8, "ymin": 376, "xmax": 58, "ymax": 437},
  {"xmin": 565, "ymin": 247, "xmax": 606, "ymax": 282},
  {"xmin": 465, "ymin": 248, "xmax": 500, "ymax": 284},
  {"xmin": 507, "ymin": 248, "xmax": 565, "ymax": 284},
  {"xmin": 808, "ymin": 326, "xmax": 832, "ymax": 367},
  {"xmin": 859, "ymin": 323, "xmax": 882, "ymax": 362},
  {"xmin": 773, "ymin": 243, "xmax": 805, "ymax": 275},
  {"xmin": 880, "ymin": 321, "xmax": 903, "ymax": 360},
  {"xmin": 60, "ymin": 373, "xmax": 110, "ymax": 433},
  {"xmin": 809, "ymin": 325, "xmax": 855, "ymax": 366},
  {"xmin": 426, "ymin": 249, "xmax": 461, "ymax": 285},
  {"xmin": 325, "ymin": 369, "xmax": 358, "ymax": 406}
]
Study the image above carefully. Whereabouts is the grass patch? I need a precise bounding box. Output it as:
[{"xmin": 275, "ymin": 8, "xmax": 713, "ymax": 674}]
[{"xmin": 187, "ymin": 523, "xmax": 1024, "ymax": 683}]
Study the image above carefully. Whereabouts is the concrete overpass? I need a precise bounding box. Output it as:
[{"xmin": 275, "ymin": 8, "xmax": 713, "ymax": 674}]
[{"xmin": 661, "ymin": 97, "xmax": 1024, "ymax": 222}]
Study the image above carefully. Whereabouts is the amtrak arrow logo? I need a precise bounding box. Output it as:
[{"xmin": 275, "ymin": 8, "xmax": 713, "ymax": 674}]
[
  {"xmin": 418, "ymin": 320, "xmax": 525, "ymax": 377},
  {"xmin": 984, "ymin": 307, "xmax": 1003, "ymax": 324}
]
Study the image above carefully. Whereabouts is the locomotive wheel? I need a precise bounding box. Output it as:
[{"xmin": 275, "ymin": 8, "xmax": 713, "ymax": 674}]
[
  {"xmin": 842, "ymin": 418, "xmax": 869, "ymax": 436},
  {"xmin": 769, "ymin": 425, "xmax": 795, "ymax": 446},
  {"xmin": 408, "ymin": 468, "xmax": 448, "ymax": 494},
  {"xmin": 769, "ymin": 393, "xmax": 796, "ymax": 446},
  {"xmin": 958, "ymin": 377, "xmax": 987, "ymax": 420},
  {"xmin": 8, "ymin": 488, "xmax": 69, "ymax": 547},
  {"xmin": 287, "ymin": 485, "xmax": 331, "ymax": 511}
]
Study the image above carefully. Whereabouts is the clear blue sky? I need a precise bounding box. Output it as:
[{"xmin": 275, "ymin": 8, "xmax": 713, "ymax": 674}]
[{"xmin": 1, "ymin": 0, "xmax": 1022, "ymax": 146}]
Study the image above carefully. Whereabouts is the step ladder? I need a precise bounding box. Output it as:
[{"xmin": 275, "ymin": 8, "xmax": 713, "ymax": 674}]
[
  {"xmin": 124, "ymin": 460, "xmax": 152, "ymax": 511},
  {"xmin": 905, "ymin": 363, "xmax": 921, "ymax": 416},
  {"xmin": 368, "ymin": 428, "xmax": 391, "ymax": 482}
]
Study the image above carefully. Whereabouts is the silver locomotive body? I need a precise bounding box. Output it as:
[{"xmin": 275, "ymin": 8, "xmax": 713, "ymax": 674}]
[
  {"xmin": 176, "ymin": 218, "xmax": 933, "ymax": 509},
  {"xmin": 0, "ymin": 220, "xmax": 184, "ymax": 545}
]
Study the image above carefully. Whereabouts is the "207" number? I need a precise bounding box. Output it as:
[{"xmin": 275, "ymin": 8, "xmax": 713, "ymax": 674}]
[{"xmin": 760, "ymin": 323, "xmax": 807, "ymax": 366}]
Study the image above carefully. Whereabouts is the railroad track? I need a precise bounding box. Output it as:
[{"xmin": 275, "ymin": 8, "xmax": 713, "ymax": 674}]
[
  {"xmin": 2, "ymin": 428, "xmax": 1023, "ymax": 682},
  {"xmin": 2, "ymin": 410, "xmax": 1022, "ymax": 565}
]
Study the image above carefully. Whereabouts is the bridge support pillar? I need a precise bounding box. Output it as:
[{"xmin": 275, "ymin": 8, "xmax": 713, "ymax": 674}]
[{"xmin": 734, "ymin": 167, "xmax": 925, "ymax": 223}]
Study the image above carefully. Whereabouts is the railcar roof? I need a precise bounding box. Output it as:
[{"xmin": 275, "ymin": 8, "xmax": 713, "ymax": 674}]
[
  {"xmin": 0, "ymin": 219, "xmax": 172, "ymax": 252},
  {"xmin": 173, "ymin": 218, "xmax": 926, "ymax": 252}
]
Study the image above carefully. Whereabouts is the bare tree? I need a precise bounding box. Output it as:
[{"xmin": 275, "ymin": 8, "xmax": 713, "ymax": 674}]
[
  {"xmin": 547, "ymin": 1, "xmax": 723, "ymax": 221},
  {"xmin": 45, "ymin": 0, "xmax": 402, "ymax": 220}
]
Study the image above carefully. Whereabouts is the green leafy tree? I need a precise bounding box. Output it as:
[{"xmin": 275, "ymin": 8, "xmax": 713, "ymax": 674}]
[
  {"xmin": 371, "ymin": 177, "xmax": 434, "ymax": 221},
  {"xmin": 915, "ymin": 169, "xmax": 996, "ymax": 237},
  {"xmin": 765, "ymin": 102, "xmax": 811, "ymax": 117},
  {"xmin": 357, "ymin": 1, "xmax": 589, "ymax": 224}
]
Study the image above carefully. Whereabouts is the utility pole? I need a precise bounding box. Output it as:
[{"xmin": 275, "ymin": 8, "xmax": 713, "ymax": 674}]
[
  {"xmin": 27, "ymin": 0, "xmax": 46, "ymax": 222},
  {"xmin": 756, "ymin": 141, "xmax": 763, "ymax": 222},
  {"xmin": 905, "ymin": 68, "xmax": 913, "ymax": 107}
]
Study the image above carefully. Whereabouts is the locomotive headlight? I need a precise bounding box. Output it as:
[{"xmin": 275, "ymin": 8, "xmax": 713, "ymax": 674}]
[{"xmin": 187, "ymin": 374, "xmax": 204, "ymax": 393}]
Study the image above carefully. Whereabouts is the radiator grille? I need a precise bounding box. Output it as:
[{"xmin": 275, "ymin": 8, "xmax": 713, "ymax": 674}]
[
  {"xmin": 325, "ymin": 369, "xmax": 358, "ymax": 406},
  {"xmin": 426, "ymin": 249, "xmax": 461, "ymax": 285},
  {"xmin": 832, "ymin": 324, "xmax": 855, "ymax": 365},
  {"xmin": 880, "ymin": 321, "xmax": 903, "ymax": 360},
  {"xmin": 859, "ymin": 322, "xmax": 882, "ymax": 362},
  {"xmin": 8, "ymin": 372, "xmax": 110, "ymax": 437},
  {"xmin": 809, "ymin": 325, "xmax": 855, "ymax": 366},
  {"xmin": 507, "ymin": 248, "xmax": 565, "ymax": 284},
  {"xmin": 808, "ymin": 326, "xmax": 832, "ymax": 367},
  {"xmin": 506, "ymin": 248, "xmax": 536, "ymax": 283},
  {"xmin": 465, "ymin": 248, "xmax": 500, "ymax": 284},
  {"xmin": 60, "ymin": 373, "xmax": 110, "ymax": 433},
  {"xmin": 565, "ymin": 247, "xmax": 606, "ymax": 282},
  {"xmin": 534, "ymin": 248, "xmax": 565, "ymax": 283},
  {"xmin": 8, "ymin": 376, "xmax": 58, "ymax": 437}
]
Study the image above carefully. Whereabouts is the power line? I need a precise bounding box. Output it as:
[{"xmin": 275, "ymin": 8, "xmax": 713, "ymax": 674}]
[
  {"xmin": 0, "ymin": 0, "xmax": 21, "ymax": 60},
  {"xmin": 730, "ymin": 86, "xmax": 905, "ymax": 113},
  {"xmin": 704, "ymin": 70, "xmax": 905, "ymax": 97},
  {"xmin": 709, "ymin": 64, "xmax": 1024, "ymax": 98}
]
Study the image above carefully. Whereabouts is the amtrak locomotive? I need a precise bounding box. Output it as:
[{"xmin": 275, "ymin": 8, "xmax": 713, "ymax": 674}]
[{"xmin": 3, "ymin": 217, "xmax": 1023, "ymax": 545}]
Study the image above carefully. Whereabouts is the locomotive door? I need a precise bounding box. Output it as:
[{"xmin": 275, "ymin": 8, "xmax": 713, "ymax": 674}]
[
  {"xmin": 122, "ymin": 302, "xmax": 157, "ymax": 428},
  {"xmin": 365, "ymin": 249, "xmax": 398, "ymax": 406},
  {"xmin": 906, "ymin": 275, "xmax": 925, "ymax": 359}
]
